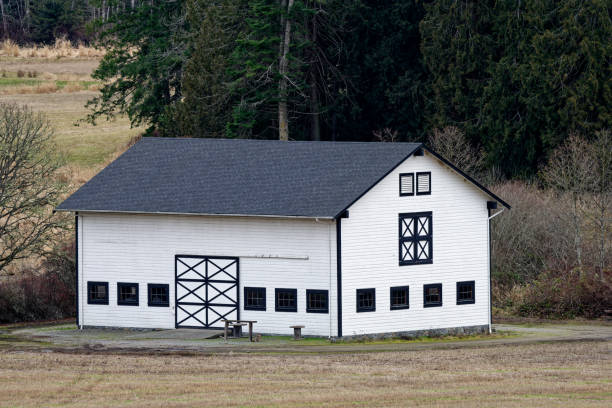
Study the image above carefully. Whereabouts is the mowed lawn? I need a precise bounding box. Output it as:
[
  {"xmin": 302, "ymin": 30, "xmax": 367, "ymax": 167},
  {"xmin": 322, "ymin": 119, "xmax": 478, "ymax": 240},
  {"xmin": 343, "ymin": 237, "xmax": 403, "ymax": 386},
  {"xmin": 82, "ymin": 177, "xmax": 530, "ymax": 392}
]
[{"xmin": 0, "ymin": 341, "xmax": 610, "ymax": 408}]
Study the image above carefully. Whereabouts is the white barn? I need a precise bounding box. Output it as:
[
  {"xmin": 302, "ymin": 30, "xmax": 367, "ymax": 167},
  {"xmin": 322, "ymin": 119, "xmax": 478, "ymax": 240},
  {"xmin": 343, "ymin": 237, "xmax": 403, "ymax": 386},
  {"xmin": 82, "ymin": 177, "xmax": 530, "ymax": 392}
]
[{"xmin": 56, "ymin": 138, "xmax": 509, "ymax": 338}]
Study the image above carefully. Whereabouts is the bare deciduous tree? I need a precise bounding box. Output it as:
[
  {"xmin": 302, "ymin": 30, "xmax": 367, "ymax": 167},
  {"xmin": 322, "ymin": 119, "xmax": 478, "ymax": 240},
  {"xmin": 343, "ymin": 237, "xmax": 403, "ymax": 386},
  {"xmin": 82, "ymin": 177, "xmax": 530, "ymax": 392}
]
[
  {"xmin": 372, "ymin": 128, "xmax": 398, "ymax": 143},
  {"xmin": 540, "ymin": 132, "xmax": 611, "ymax": 276},
  {"xmin": 0, "ymin": 103, "xmax": 64, "ymax": 273},
  {"xmin": 427, "ymin": 126, "xmax": 484, "ymax": 177},
  {"xmin": 587, "ymin": 130, "xmax": 611, "ymax": 280},
  {"xmin": 540, "ymin": 134, "xmax": 592, "ymax": 270}
]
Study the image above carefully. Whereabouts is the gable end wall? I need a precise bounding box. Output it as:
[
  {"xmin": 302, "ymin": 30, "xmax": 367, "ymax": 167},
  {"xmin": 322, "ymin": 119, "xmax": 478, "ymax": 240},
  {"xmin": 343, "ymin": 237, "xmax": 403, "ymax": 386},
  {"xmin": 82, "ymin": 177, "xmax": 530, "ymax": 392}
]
[{"xmin": 340, "ymin": 151, "xmax": 490, "ymax": 335}]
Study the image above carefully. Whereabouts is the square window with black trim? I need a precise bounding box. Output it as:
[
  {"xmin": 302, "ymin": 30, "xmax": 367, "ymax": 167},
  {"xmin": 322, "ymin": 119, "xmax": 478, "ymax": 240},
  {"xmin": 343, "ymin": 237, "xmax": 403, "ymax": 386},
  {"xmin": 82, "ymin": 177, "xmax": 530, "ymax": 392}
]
[
  {"xmin": 456, "ymin": 281, "xmax": 475, "ymax": 305},
  {"xmin": 117, "ymin": 282, "xmax": 139, "ymax": 306},
  {"xmin": 275, "ymin": 288, "xmax": 297, "ymax": 312},
  {"xmin": 399, "ymin": 173, "xmax": 414, "ymax": 196},
  {"xmin": 399, "ymin": 212, "xmax": 433, "ymax": 265},
  {"xmin": 424, "ymin": 283, "xmax": 442, "ymax": 307},
  {"xmin": 87, "ymin": 281, "xmax": 108, "ymax": 305},
  {"xmin": 390, "ymin": 286, "xmax": 409, "ymax": 310},
  {"xmin": 306, "ymin": 289, "xmax": 329, "ymax": 313},
  {"xmin": 148, "ymin": 283, "xmax": 169, "ymax": 307},
  {"xmin": 244, "ymin": 287, "xmax": 266, "ymax": 311},
  {"xmin": 356, "ymin": 288, "xmax": 376, "ymax": 312},
  {"xmin": 416, "ymin": 172, "xmax": 431, "ymax": 195}
]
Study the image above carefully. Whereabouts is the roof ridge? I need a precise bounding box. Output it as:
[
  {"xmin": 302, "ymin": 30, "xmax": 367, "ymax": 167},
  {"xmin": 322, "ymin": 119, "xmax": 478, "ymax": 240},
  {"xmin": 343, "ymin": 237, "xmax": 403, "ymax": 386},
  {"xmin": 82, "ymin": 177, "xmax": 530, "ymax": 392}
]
[{"xmin": 141, "ymin": 137, "xmax": 421, "ymax": 146}]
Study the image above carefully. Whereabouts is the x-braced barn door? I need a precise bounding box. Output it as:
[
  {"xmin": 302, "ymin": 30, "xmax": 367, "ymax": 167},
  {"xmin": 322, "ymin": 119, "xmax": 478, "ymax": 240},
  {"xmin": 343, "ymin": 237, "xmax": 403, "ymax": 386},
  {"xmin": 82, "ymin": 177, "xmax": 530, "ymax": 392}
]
[{"xmin": 175, "ymin": 255, "xmax": 239, "ymax": 329}]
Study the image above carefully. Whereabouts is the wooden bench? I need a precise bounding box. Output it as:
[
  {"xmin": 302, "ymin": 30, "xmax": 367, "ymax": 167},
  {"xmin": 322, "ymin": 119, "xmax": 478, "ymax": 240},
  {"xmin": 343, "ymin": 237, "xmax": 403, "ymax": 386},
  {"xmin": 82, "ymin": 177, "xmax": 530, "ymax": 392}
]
[
  {"xmin": 223, "ymin": 320, "xmax": 257, "ymax": 342},
  {"xmin": 290, "ymin": 325, "xmax": 305, "ymax": 340}
]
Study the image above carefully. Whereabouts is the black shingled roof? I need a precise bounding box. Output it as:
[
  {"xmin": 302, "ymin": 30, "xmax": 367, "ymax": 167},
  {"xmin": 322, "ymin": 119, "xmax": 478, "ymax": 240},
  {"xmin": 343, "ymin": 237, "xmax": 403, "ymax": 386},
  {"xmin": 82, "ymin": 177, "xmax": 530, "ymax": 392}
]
[{"xmin": 56, "ymin": 138, "xmax": 509, "ymax": 218}]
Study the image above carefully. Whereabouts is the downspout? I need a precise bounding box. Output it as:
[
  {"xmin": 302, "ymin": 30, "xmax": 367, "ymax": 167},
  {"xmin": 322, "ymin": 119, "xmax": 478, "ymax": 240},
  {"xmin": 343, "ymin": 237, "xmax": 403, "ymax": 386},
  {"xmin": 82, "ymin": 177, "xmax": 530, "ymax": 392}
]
[
  {"xmin": 336, "ymin": 217, "xmax": 342, "ymax": 338},
  {"xmin": 316, "ymin": 217, "xmax": 333, "ymax": 339},
  {"xmin": 75, "ymin": 213, "xmax": 79, "ymax": 328},
  {"xmin": 79, "ymin": 214, "xmax": 84, "ymax": 330},
  {"xmin": 487, "ymin": 208, "xmax": 504, "ymax": 333}
]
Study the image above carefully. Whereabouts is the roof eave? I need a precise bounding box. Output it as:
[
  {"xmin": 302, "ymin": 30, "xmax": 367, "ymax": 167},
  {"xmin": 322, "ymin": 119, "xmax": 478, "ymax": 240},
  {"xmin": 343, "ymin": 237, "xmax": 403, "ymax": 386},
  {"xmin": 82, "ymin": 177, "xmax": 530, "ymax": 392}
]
[
  {"xmin": 421, "ymin": 145, "xmax": 511, "ymax": 210},
  {"xmin": 333, "ymin": 143, "xmax": 424, "ymax": 219},
  {"xmin": 55, "ymin": 208, "xmax": 336, "ymax": 220}
]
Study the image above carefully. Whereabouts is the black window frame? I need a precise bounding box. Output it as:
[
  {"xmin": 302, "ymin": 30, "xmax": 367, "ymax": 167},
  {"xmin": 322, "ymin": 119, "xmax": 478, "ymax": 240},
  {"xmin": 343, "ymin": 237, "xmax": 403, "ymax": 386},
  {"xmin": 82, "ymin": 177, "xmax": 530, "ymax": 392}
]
[
  {"xmin": 356, "ymin": 288, "xmax": 376, "ymax": 312},
  {"xmin": 275, "ymin": 288, "xmax": 297, "ymax": 312},
  {"xmin": 399, "ymin": 173, "xmax": 415, "ymax": 196},
  {"xmin": 390, "ymin": 286, "xmax": 410, "ymax": 310},
  {"xmin": 306, "ymin": 289, "xmax": 329, "ymax": 314},
  {"xmin": 456, "ymin": 281, "xmax": 475, "ymax": 305},
  {"xmin": 87, "ymin": 281, "xmax": 109, "ymax": 305},
  {"xmin": 147, "ymin": 283, "xmax": 169, "ymax": 307},
  {"xmin": 117, "ymin": 282, "xmax": 139, "ymax": 306},
  {"xmin": 423, "ymin": 283, "xmax": 442, "ymax": 308},
  {"xmin": 244, "ymin": 287, "xmax": 266, "ymax": 311},
  {"xmin": 416, "ymin": 171, "xmax": 431, "ymax": 195},
  {"xmin": 399, "ymin": 212, "xmax": 433, "ymax": 266}
]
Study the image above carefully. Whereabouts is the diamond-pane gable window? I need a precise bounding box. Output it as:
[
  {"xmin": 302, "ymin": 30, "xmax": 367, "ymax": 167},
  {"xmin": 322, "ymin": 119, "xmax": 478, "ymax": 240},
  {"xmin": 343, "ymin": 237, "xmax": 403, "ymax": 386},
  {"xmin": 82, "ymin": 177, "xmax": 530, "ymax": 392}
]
[
  {"xmin": 416, "ymin": 172, "xmax": 431, "ymax": 195},
  {"xmin": 399, "ymin": 212, "xmax": 433, "ymax": 265},
  {"xmin": 399, "ymin": 173, "xmax": 414, "ymax": 196}
]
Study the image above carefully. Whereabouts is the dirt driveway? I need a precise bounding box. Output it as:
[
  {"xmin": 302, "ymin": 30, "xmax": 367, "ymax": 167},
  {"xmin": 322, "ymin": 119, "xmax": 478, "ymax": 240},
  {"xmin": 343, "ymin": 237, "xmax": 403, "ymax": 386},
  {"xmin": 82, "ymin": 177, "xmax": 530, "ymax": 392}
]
[{"xmin": 2, "ymin": 321, "xmax": 610, "ymax": 355}]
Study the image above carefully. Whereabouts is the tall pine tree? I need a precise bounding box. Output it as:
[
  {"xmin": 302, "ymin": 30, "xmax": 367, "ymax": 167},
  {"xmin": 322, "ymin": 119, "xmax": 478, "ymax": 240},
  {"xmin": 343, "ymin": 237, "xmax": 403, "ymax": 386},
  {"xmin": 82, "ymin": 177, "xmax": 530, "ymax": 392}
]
[{"xmin": 86, "ymin": 0, "xmax": 190, "ymax": 134}]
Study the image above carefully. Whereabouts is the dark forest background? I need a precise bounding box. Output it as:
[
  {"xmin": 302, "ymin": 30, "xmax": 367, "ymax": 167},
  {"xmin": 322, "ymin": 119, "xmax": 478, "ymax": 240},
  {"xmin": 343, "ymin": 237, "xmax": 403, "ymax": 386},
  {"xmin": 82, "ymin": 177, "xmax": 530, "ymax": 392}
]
[{"xmin": 2, "ymin": 0, "xmax": 609, "ymax": 177}]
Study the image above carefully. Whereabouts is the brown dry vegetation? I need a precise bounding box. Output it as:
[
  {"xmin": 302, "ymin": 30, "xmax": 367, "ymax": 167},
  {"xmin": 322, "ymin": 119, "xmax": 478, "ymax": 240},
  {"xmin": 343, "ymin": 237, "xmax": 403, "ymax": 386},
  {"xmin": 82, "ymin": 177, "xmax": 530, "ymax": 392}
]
[
  {"xmin": 0, "ymin": 38, "xmax": 104, "ymax": 59},
  {"xmin": 0, "ymin": 341, "xmax": 610, "ymax": 407}
]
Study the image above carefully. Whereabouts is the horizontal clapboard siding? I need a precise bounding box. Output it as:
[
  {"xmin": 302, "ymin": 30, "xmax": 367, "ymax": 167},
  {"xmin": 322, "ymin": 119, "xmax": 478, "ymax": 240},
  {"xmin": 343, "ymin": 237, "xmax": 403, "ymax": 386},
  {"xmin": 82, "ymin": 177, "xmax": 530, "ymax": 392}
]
[
  {"xmin": 78, "ymin": 213, "xmax": 336, "ymax": 336},
  {"xmin": 341, "ymin": 151, "xmax": 490, "ymax": 335}
]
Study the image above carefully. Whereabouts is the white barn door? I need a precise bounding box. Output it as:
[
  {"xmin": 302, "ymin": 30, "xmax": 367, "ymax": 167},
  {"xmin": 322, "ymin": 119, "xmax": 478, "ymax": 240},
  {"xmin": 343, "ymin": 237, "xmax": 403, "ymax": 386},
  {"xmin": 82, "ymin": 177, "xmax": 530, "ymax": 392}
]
[{"xmin": 175, "ymin": 255, "xmax": 239, "ymax": 329}]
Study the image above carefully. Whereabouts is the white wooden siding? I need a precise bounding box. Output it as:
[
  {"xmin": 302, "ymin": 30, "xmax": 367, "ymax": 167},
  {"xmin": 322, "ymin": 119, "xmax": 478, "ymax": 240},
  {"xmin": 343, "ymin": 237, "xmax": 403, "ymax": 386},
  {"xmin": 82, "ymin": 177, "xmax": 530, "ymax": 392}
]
[
  {"xmin": 340, "ymin": 151, "xmax": 490, "ymax": 335},
  {"xmin": 78, "ymin": 213, "xmax": 337, "ymax": 336}
]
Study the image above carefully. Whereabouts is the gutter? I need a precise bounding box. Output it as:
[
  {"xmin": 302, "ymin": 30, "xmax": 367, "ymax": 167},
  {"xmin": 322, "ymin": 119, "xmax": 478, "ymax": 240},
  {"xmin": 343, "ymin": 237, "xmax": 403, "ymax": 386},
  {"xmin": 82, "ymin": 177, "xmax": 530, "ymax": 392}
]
[{"xmin": 54, "ymin": 209, "xmax": 335, "ymax": 220}]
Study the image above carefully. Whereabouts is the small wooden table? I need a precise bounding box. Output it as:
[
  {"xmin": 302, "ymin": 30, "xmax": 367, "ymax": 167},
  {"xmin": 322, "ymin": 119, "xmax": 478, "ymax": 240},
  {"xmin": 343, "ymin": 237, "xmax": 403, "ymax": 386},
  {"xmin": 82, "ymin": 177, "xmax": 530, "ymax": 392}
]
[
  {"xmin": 290, "ymin": 325, "xmax": 305, "ymax": 340},
  {"xmin": 223, "ymin": 320, "xmax": 257, "ymax": 342}
]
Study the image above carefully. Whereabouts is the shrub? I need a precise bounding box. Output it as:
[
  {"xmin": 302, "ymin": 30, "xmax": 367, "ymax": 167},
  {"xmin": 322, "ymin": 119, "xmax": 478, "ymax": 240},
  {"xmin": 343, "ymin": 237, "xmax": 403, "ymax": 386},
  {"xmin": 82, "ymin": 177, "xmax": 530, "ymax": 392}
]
[
  {"xmin": 491, "ymin": 180, "xmax": 611, "ymax": 318},
  {"xmin": 494, "ymin": 269, "xmax": 611, "ymax": 319},
  {"xmin": 0, "ymin": 241, "xmax": 75, "ymax": 324}
]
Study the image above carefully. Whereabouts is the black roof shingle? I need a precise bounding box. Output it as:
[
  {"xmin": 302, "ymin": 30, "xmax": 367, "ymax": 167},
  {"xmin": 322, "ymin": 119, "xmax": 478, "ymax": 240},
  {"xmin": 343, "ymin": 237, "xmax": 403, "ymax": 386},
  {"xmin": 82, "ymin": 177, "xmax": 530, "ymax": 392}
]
[
  {"xmin": 57, "ymin": 138, "xmax": 509, "ymax": 218},
  {"xmin": 57, "ymin": 138, "xmax": 422, "ymax": 218}
]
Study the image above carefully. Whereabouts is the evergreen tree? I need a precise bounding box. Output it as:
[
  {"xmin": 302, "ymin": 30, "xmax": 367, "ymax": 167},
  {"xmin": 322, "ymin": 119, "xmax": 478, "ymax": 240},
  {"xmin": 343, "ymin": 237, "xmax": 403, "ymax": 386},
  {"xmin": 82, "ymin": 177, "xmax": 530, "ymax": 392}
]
[
  {"xmin": 166, "ymin": 0, "xmax": 248, "ymax": 138},
  {"xmin": 30, "ymin": 0, "xmax": 85, "ymax": 44},
  {"xmin": 327, "ymin": 0, "xmax": 426, "ymax": 142},
  {"xmin": 85, "ymin": 0, "xmax": 190, "ymax": 134},
  {"xmin": 421, "ymin": 0, "xmax": 611, "ymax": 176}
]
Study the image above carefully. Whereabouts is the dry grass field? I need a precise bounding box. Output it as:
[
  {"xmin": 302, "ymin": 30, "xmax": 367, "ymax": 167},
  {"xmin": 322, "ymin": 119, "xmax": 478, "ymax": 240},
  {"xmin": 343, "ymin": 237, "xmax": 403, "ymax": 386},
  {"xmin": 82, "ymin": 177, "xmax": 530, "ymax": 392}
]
[
  {"xmin": 0, "ymin": 340, "xmax": 610, "ymax": 407},
  {"xmin": 0, "ymin": 50, "xmax": 142, "ymax": 189}
]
